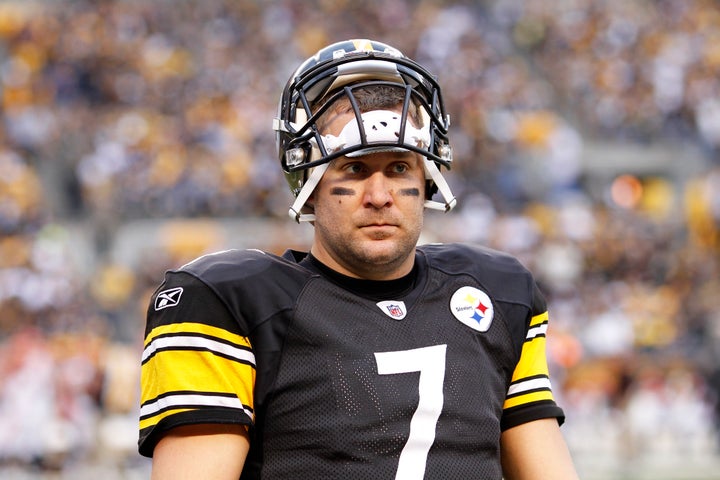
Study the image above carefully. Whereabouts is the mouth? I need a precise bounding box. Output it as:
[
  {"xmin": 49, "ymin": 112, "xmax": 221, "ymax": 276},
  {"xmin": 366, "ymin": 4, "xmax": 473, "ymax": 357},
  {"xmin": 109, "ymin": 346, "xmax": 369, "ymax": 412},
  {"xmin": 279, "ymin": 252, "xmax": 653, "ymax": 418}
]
[
  {"xmin": 360, "ymin": 223, "xmax": 398, "ymax": 239},
  {"xmin": 361, "ymin": 222, "xmax": 397, "ymax": 229}
]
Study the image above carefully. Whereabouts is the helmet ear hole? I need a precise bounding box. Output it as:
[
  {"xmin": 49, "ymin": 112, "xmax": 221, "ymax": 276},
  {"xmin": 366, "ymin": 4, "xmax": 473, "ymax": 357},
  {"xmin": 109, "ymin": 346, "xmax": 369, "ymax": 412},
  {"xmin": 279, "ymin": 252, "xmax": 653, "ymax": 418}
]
[{"xmin": 425, "ymin": 180, "xmax": 438, "ymax": 200}]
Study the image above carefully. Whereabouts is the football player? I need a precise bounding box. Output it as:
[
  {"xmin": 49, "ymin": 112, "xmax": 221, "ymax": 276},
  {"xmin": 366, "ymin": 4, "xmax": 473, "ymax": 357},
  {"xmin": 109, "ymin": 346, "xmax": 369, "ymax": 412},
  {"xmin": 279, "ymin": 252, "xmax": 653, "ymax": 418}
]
[{"xmin": 139, "ymin": 39, "xmax": 579, "ymax": 479}]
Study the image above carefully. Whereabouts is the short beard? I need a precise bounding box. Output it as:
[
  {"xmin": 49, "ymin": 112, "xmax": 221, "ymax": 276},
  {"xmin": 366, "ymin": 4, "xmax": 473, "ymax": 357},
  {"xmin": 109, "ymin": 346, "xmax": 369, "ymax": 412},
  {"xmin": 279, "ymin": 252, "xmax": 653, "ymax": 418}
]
[{"xmin": 314, "ymin": 218, "xmax": 423, "ymax": 279}]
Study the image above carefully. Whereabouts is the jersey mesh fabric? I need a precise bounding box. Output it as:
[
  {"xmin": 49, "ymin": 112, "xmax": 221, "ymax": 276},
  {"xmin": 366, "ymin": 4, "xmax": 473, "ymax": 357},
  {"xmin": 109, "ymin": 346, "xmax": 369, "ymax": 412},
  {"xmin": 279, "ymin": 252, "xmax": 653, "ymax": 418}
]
[{"xmin": 258, "ymin": 269, "xmax": 510, "ymax": 479}]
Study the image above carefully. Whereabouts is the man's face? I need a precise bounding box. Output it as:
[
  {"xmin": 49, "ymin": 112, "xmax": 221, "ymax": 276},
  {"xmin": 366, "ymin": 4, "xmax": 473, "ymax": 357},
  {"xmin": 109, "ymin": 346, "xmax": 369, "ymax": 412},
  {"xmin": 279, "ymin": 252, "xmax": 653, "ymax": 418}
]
[{"xmin": 309, "ymin": 109, "xmax": 427, "ymax": 280}]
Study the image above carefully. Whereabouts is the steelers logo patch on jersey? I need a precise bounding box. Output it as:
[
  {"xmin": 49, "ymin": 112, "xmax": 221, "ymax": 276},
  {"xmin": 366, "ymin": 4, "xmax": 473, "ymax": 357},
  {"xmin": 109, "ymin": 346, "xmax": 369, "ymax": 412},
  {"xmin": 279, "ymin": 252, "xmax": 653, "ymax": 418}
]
[{"xmin": 450, "ymin": 286, "xmax": 494, "ymax": 332}]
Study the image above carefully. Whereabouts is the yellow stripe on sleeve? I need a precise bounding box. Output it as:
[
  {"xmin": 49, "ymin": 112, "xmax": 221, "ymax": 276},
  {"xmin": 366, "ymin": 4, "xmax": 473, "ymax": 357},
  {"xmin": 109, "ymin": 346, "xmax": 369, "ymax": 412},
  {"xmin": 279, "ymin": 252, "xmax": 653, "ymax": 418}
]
[
  {"xmin": 139, "ymin": 321, "xmax": 256, "ymax": 431},
  {"xmin": 140, "ymin": 349, "xmax": 255, "ymax": 406},
  {"xmin": 139, "ymin": 408, "xmax": 193, "ymax": 431},
  {"xmin": 504, "ymin": 311, "xmax": 555, "ymax": 410},
  {"xmin": 145, "ymin": 322, "xmax": 251, "ymax": 350},
  {"xmin": 509, "ymin": 312, "xmax": 550, "ymax": 384},
  {"xmin": 530, "ymin": 310, "xmax": 548, "ymax": 327},
  {"xmin": 504, "ymin": 390, "xmax": 556, "ymax": 410}
]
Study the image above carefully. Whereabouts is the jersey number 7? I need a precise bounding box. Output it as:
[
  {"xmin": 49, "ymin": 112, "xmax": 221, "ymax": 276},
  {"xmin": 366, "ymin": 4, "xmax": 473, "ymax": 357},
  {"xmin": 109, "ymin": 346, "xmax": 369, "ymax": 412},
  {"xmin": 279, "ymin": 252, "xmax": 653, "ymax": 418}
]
[{"xmin": 374, "ymin": 344, "xmax": 447, "ymax": 480}]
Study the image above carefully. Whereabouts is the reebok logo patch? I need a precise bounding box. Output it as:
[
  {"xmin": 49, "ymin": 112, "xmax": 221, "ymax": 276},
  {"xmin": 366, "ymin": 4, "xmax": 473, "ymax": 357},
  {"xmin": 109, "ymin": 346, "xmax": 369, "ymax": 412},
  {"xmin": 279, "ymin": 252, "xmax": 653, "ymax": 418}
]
[{"xmin": 155, "ymin": 287, "xmax": 184, "ymax": 311}]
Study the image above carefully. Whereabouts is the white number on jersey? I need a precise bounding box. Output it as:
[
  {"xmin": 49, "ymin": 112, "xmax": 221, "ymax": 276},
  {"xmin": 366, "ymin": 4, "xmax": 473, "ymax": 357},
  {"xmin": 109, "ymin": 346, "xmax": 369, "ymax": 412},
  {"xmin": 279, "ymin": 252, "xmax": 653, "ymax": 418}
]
[{"xmin": 374, "ymin": 344, "xmax": 447, "ymax": 480}]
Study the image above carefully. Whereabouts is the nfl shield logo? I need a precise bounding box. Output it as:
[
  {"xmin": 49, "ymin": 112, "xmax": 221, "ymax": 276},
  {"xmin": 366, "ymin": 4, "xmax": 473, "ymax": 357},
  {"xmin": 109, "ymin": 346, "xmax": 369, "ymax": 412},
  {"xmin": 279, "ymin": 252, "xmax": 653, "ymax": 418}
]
[{"xmin": 376, "ymin": 300, "xmax": 407, "ymax": 320}]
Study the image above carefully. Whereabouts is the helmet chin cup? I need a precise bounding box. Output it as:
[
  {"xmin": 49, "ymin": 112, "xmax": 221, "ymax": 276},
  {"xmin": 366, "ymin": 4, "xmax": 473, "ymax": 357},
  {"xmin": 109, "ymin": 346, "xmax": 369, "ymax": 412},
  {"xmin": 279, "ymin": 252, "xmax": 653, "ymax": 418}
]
[{"xmin": 274, "ymin": 39, "xmax": 456, "ymax": 222}]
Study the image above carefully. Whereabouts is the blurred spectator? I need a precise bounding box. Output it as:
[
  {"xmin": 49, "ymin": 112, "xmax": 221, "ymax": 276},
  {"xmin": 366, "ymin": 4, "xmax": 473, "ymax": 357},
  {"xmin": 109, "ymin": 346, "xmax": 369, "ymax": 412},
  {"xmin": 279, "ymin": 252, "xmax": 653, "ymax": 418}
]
[{"xmin": 0, "ymin": 0, "xmax": 719, "ymax": 475}]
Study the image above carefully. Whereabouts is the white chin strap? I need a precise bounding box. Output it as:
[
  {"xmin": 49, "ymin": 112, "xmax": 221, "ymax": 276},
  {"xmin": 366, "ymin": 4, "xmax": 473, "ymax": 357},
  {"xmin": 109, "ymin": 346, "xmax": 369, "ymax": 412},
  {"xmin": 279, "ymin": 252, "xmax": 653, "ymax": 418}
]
[
  {"xmin": 423, "ymin": 158, "xmax": 457, "ymax": 212},
  {"xmin": 288, "ymin": 162, "xmax": 328, "ymax": 222},
  {"xmin": 288, "ymin": 109, "xmax": 456, "ymax": 222}
]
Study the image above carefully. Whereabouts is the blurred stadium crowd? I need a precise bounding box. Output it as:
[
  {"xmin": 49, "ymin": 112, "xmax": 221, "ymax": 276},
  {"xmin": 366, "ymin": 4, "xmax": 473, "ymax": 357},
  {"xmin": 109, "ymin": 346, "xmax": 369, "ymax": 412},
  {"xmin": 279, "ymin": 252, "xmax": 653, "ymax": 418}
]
[{"xmin": 1, "ymin": 0, "xmax": 720, "ymax": 476}]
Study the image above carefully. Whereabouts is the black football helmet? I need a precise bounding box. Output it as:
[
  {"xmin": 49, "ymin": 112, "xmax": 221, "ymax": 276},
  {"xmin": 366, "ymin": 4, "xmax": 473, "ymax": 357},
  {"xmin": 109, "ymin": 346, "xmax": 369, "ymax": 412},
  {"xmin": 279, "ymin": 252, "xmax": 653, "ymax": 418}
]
[{"xmin": 273, "ymin": 39, "xmax": 456, "ymax": 222}]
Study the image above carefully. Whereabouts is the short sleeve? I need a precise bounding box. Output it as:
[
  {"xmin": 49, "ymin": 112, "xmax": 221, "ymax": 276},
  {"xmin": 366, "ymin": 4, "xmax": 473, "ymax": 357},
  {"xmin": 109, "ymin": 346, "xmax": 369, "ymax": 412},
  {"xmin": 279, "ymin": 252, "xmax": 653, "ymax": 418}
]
[
  {"xmin": 501, "ymin": 283, "xmax": 565, "ymax": 430},
  {"xmin": 138, "ymin": 272, "xmax": 256, "ymax": 457}
]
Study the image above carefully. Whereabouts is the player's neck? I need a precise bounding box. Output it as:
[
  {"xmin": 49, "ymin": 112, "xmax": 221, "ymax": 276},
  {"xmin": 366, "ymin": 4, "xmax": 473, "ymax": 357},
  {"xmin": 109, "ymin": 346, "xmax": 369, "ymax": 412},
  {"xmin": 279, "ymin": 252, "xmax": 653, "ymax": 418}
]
[{"xmin": 305, "ymin": 252, "xmax": 419, "ymax": 301}]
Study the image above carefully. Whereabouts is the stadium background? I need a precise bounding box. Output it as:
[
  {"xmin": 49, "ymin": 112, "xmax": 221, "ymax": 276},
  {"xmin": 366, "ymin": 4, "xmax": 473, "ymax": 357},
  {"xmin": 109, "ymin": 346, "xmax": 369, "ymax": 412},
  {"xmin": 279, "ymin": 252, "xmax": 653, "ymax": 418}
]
[{"xmin": 1, "ymin": 0, "xmax": 720, "ymax": 478}]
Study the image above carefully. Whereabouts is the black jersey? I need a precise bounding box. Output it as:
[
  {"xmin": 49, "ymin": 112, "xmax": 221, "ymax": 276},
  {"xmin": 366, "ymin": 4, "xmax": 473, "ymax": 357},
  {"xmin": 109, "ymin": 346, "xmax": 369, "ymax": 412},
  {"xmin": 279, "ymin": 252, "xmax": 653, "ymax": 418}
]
[{"xmin": 139, "ymin": 243, "xmax": 564, "ymax": 479}]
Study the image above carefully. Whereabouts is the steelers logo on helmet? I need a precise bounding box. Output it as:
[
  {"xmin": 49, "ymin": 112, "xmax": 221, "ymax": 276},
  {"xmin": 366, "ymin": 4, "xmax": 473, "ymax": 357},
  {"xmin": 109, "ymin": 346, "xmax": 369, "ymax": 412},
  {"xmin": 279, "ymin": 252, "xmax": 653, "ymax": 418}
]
[
  {"xmin": 450, "ymin": 286, "xmax": 494, "ymax": 332},
  {"xmin": 273, "ymin": 38, "xmax": 457, "ymax": 223}
]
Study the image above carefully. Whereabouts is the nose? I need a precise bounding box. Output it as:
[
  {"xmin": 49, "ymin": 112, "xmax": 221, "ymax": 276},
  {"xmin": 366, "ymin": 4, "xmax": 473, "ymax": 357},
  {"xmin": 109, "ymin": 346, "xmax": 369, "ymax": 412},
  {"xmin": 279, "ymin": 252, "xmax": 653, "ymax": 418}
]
[{"xmin": 362, "ymin": 171, "xmax": 394, "ymax": 208}]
